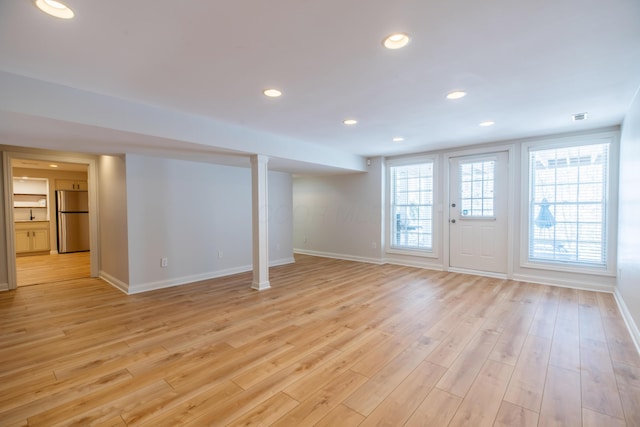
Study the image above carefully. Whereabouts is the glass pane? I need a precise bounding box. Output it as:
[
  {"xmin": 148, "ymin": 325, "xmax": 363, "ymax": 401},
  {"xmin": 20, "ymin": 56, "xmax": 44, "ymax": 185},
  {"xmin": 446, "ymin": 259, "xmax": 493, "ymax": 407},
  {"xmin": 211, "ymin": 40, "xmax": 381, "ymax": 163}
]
[
  {"xmin": 390, "ymin": 162, "xmax": 434, "ymax": 251},
  {"xmin": 461, "ymin": 199, "xmax": 471, "ymax": 215},
  {"xmin": 483, "ymin": 199, "xmax": 494, "ymax": 214},
  {"xmin": 528, "ymin": 142, "xmax": 609, "ymax": 266},
  {"xmin": 459, "ymin": 159, "xmax": 495, "ymax": 217}
]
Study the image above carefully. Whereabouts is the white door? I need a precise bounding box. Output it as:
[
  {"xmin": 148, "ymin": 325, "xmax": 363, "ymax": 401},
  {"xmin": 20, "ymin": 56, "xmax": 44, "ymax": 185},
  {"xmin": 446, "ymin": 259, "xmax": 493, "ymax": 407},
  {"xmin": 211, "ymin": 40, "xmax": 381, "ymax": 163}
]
[{"xmin": 449, "ymin": 152, "xmax": 508, "ymax": 274}]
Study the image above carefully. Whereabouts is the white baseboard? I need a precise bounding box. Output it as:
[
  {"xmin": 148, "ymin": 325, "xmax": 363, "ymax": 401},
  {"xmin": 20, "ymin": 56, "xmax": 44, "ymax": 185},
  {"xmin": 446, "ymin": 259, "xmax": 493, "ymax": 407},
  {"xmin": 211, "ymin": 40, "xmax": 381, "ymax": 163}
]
[
  {"xmin": 294, "ymin": 249, "xmax": 384, "ymax": 265},
  {"xmin": 99, "ymin": 271, "xmax": 129, "ymax": 294},
  {"xmin": 270, "ymin": 257, "xmax": 296, "ymax": 267},
  {"xmin": 384, "ymin": 256, "xmax": 444, "ymax": 271},
  {"xmin": 511, "ymin": 273, "xmax": 615, "ymax": 293},
  {"xmin": 614, "ymin": 288, "xmax": 640, "ymax": 356},
  {"xmin": 0, "ymin": 282, "xmax": 9, "ymax": 291},
  {"xmin": 128, "ymin": 266, "xmax": 250, "ymax": 294},
  {"xmin": 294, "ymin": 251, "xmax": 618, "ymax": 291},
  {"xmin": 127, "ymin": 257, "xmax": 296, "ymax": 295},
  {"xmin": 252, "ymin": 280, "xmax": 271, "ymax": 291},
  {"xmin": 448, "ymin": 267, "xmax": 507, "ymax": 279}
]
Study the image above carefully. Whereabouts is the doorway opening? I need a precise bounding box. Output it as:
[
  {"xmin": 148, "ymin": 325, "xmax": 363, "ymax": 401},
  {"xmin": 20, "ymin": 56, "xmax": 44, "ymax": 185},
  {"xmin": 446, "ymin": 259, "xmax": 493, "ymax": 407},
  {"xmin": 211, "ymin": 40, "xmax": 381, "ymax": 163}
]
[
  {"xmin": 16, "ymin": 253, "xmax": 90, "ymax": 287},
  {"xmin": 10, "ymin": 157, "xmax": 91, "ymax": 287}
]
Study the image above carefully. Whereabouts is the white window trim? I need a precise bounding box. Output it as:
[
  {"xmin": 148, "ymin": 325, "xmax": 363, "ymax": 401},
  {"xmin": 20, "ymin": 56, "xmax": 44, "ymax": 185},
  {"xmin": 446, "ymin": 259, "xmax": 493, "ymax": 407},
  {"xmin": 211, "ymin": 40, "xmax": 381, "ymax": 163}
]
[
  {"xmin": 386, "ymin": 155, "xmax": 439, "ymax": 258},
  {"xmin": 519, "ymin": 131, "xmax": 619, "ymax": 276}
]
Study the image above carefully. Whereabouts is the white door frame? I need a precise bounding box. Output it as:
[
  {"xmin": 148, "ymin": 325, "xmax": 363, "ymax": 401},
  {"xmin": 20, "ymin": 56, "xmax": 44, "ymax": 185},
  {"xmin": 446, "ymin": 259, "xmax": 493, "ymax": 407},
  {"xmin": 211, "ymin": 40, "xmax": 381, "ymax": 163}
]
[
  {"xmin": 2, "ymin": 150, "xmax": 100, "ymax": 290},
  {"xmin": 443, "ymin": 144, "xmax": 516, "ymax": 279}
]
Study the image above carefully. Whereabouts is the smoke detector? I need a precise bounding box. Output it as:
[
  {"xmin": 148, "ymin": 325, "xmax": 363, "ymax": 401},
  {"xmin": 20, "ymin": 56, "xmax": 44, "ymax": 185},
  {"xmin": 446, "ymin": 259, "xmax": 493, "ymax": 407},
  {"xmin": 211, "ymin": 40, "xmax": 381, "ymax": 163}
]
[{"xmin": 572, "ymin": 112, "xmax": 588, "ymax": 121}]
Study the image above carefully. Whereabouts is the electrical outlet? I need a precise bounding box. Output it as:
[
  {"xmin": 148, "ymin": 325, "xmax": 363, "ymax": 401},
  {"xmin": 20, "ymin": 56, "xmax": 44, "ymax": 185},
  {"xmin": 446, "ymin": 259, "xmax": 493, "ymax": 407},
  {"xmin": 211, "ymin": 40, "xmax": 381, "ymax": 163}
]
[
  {"xmin": 303, "ymin": 236, "xmax": 308, "ymax": 243},
  {"xmin": 218, "ymin": 251, "xmax": 223, "ymax": 259},
  {"xmin": 161, "ymin": 257, "xmax": 168, "ymax": 268},
  {"xmin": 371, "ymin": 242, "xmax": 377, "ymax": 248}
]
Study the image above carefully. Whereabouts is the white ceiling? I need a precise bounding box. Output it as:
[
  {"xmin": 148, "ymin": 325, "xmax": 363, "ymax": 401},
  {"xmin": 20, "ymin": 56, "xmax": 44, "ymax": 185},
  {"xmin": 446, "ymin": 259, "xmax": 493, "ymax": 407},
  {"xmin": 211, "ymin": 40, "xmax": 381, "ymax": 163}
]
[{"xmin": 0, "ymin": 0, "xmax": 639, "ymax": 174}]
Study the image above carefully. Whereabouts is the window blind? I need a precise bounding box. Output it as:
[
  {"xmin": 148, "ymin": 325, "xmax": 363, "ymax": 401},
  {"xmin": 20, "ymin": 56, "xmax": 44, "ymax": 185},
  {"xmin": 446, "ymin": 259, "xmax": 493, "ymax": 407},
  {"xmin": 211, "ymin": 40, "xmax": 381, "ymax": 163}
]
[
  {"xmin": 528, "ymin": 143, "xmax": 609, "ymax": 266},
  {"xmin": 390, "ymin": 162, "xmax": 434, "ymax": 251}
]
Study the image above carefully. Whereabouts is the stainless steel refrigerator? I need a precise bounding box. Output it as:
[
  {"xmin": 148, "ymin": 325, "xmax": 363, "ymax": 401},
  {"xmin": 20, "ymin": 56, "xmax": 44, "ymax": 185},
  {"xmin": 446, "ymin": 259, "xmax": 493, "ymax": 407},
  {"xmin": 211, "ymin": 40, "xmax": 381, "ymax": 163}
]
[{"xmin": 56, "ymin": 190, "xmax": 90, "ymax": 253}]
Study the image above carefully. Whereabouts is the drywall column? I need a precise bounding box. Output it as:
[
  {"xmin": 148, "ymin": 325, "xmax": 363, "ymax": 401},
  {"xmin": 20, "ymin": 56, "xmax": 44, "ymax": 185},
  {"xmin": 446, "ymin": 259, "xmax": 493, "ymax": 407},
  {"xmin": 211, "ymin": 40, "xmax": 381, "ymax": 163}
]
[{"xmin": 251, "ymin": 155, "xmax": 271, "ymax": 290}]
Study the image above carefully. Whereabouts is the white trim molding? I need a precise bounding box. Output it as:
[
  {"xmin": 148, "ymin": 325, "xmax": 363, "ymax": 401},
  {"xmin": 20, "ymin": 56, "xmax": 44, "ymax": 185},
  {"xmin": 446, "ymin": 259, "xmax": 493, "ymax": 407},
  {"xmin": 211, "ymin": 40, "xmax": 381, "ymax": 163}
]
[
  {"xmin": 512, "ymin": 273, "xmax": 615, "ymax": 293},
  {"xmin": 384, "ymin": 254, "xmax": 444, "ymax": 270},
  {"xmin": 518, "ymin": 130, "xmax": 620, "ymax": 277},
  {"xmin": 385, "ymin": 154, "xmax": 441, "ymax": 260},
  {"xmin": 294, "ymin": 248, "xmax": 384, "ymax": 265},
  {"xmin": 128, "ymin": 265, "xmax": 253, "ymax": 295},
  {"xmin": 448, "ymin": 267, "xmax": 508, "ymax": 280},
  {"xmin": 126, "ymin": 257, "xmax": 295, "ymax": 295},
  {"xmin": 99, "ymin": 271, "xmax": 129, "ymax": 294},
  {"xmin": 614, "ymin": 288, "xmax": 640, "ymax": 355},
  {"xmin": 270, "ymin": 256, "xmax": 296, "ymax": 267},
  {"xmin": 2, "ymin": 149, "xmax": 100, "ymax": 291}
]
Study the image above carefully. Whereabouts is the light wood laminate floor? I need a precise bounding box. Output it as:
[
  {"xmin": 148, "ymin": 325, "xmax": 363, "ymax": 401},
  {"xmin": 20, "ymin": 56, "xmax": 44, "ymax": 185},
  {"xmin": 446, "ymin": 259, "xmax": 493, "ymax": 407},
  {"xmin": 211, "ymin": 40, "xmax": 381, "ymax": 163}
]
[
  {"xmin": 16, "ymin": 252, "xmax": 90, "ymax": 287},
  {"xmin": 1, "ymin": 255, "xmax": 639, "ymax": 426}
]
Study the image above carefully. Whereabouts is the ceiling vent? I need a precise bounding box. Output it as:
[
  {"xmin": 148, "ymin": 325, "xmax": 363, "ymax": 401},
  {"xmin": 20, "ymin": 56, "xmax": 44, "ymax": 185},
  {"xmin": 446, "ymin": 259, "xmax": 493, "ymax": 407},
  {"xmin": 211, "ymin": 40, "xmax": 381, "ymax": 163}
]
[{"xmin": 572, "ymin": 112, "xmax": 588, "ymax": 121}]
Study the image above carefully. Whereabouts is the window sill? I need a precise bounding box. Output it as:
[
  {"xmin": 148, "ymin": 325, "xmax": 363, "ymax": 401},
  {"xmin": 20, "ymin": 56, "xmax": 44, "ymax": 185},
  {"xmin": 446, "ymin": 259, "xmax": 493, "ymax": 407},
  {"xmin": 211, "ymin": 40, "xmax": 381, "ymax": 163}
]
[
  {"xmin": 387, "ymin": 247, "xmax": 439, "ymax": 259},
  {"xmin": 520, "ymin": 260, "xmax": 615, "ymax": 277}
]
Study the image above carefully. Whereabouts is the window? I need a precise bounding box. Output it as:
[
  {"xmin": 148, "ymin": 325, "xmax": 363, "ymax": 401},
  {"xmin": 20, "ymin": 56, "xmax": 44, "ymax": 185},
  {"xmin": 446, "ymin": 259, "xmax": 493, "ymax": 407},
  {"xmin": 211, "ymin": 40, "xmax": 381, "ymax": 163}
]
[
  {"xmin": 528, "ymin": 142, "xmax": 610, "ymax": 267},
  {"xmin": 459, "ymin": 159, "xmax": 495, "ymax": 217},
  {"xmin": 389, "ymin": 161, "xmax": 434, "ymax": 251}
]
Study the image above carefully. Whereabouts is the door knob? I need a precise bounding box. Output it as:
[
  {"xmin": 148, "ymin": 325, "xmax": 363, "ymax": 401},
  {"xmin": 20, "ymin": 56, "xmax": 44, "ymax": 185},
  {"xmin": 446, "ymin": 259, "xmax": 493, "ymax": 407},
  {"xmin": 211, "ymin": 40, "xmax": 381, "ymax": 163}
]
[
  {"xmin": 451, "ymin": 219, "xmax": 456, "ymax": 224},
  {"xmin": 451, "ymin": 203, "xmax": 456, "ymax": 208}
]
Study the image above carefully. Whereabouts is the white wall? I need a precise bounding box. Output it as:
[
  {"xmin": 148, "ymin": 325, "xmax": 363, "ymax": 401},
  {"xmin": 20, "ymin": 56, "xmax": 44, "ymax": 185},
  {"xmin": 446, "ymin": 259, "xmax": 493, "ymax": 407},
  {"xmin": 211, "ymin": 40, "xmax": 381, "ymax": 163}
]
[
  {"xmin": 268, "ymin": 171, "xmax": 294, "ymax": 263},
  {"xmin": 293, "ymin": 129, "xmax": 619, "ymax": 290},
  {"xmin": 617, "ymin": 88, "xmax": 640, "ymax": 343},
  {"xmin": 125, "ymin": 154, "xmax": 293, "ymax": 293},
  {"xmin": 98, "ymin": 155, "xmax": 130, "ymax": 291},
  {"xmin": 293, "ymin": 157, "xmax": 384, "ymax": 263}
]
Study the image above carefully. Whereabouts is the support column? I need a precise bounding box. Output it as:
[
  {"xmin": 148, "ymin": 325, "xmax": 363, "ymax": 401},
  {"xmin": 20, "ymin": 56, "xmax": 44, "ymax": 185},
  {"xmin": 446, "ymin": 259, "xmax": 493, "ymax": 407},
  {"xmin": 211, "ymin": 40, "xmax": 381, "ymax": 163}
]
[{"xmin": 251, "ymin": 155, "xmax": 270, "ymax": 290}]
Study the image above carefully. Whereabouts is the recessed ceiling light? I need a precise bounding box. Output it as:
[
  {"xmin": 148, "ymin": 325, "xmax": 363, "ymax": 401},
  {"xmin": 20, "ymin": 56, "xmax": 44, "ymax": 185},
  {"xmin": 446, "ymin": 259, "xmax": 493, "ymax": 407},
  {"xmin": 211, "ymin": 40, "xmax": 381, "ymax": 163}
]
[
  {"xmin": 343, "ymin": 119, "xmax": 358, "ymax": 125},
  {"xmin": 479, "ymin": 121, "xmax": 495, "ymax": 127},
  {"xmin": 446, "ymin": 91, "xmax": 467, "ymax": 100},
  {"xmin": 263, "ymin": 88, "xmax": 282, "ymax": 98},
  {"xmin": 383, "ymin": 33, "xmax": 410, "ymax": 49},
  {"xmin": 392, "ymin": 137, "xmax": 404, "ymax": 142},
  {"xmin": 49, "ymin": 164, "xmax": 58, "ymax": 168},
  {"xmin": 572, "ymin": 112, "xmax": 588, "ymax": 121},
  {"xmin": 34, "ymin": 0, "xmax": 75, "ymax": 19}
]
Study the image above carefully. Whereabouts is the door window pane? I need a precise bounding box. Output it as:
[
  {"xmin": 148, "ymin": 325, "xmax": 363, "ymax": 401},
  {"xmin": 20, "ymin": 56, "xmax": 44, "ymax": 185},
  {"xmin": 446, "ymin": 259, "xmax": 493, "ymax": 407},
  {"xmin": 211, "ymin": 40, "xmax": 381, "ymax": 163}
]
[{"xmin": 459, "ymin": 160, "xmax": 495, "ymax": 217}]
